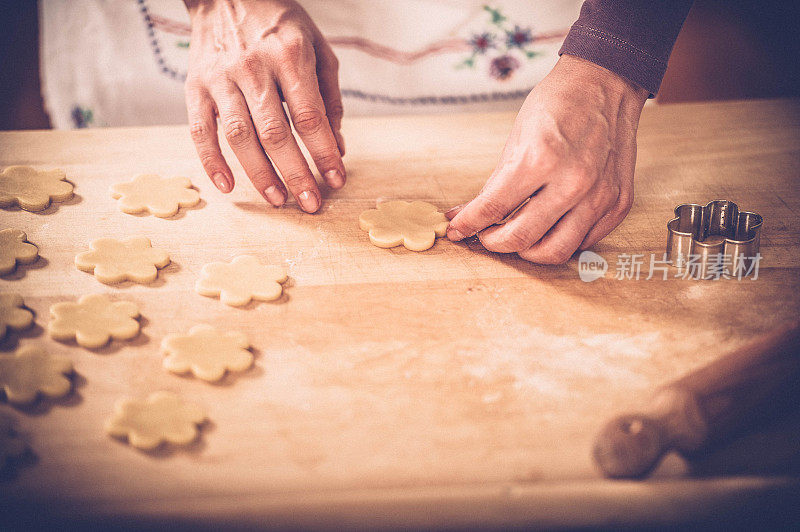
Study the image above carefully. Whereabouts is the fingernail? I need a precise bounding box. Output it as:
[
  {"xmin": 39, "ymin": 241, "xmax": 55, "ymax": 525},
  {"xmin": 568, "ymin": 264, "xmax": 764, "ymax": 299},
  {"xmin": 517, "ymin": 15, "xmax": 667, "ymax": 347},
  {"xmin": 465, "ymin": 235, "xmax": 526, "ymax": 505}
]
[
  {"xmin": 298, "ymin": 190, "xmax": 320, "ymax": 213},
  {"xmin": 447, "ymin": 227, "xmax": 466, "ymax": 241},
  {"xmin": 445, "ymin": 204, "xmax": 464, "ymax": 219},
  {"xmin": 212, "ymin": 173, "xmax": 230, "ymax": 193},
  {"xmin": 325, "ymin": 169, "xmax": 345, "ymax": 189},
  {"xmin": 263, "ymin": 185, "xmax": 286, "ymax": 207}
]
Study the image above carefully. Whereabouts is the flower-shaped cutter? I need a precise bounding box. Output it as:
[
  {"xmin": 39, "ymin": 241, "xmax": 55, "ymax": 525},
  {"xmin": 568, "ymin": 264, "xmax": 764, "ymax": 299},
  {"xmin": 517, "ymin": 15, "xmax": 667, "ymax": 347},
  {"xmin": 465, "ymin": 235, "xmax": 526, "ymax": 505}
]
[{"xmin": 666, "ymin": 200, "xmax": 762, "ymax": 278}]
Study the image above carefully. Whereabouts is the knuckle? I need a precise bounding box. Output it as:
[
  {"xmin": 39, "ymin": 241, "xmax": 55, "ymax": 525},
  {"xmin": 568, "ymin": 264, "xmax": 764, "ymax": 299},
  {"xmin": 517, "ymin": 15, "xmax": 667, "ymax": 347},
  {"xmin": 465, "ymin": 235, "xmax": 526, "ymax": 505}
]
[
  {"xmin": 292, "ymin": 107, "xmax": 325, "ymax": 135},
  {"xmin": 239, "ymin": 54, "xmax": 266, "ymax": 80},
  {"xmin": 247, "ymin": 168, "xmax": 274, "ymax": 187},
  {"xmin": 598, "ymin": 178, "xmax": 620, "ymax": 197},
  {"xmin": 614, "ymin": 204, "xmax": 632, "ymax": 224},
  {"xmin": 257, "ymin": 119, "xmax": 292, "ymax": 148},
  {"xmin": 588, "ymin": 182, "xmax": 618, "ymax": 211},
  {"xmin": 531, "ymin": 145, "xmax": 560, "ymax": 174},
  {"xmin": 538, "ymin": 130, "xmax": 567, "ymax": 158},
  {"xmin": 547, "ymin": 244, "xmax": 575, "ymax": 264},
  {"xmin": 326, "ymin": 101, "xmax": 344, "ymax": 121},
  {"xmin": 189, "ymin": 121, "xmax": 213, "ymax": 143},
  {"xmin": 219, "ymin": 59, "xmax": 239, "ymax": 78},
  {"xmin": 618, "ymin": 190, "xmax": 634, "ymax": 212},
  {"xmin": 314, "ymin": 152, "xmax": 341, "ymax": 171},
  {"xmin": 526, "ymin": 244, "xmax": 573, "ymax": 265},
  {"xmin": 474, "ymin": 197, "xmax": 507, "ymax": 225},
  {"xmin": 222, "ymin": 117, "xmax": 253, "ymax": 147},
  {"xmin": 277, "ymin": 32, "xmax": 309, "ymax": 61},
  {"xmin": 480, "ymin": 239, "xmax": 507, "ymax": 254},
  {"xmin": 612, "ymin": 190, "xmax": 634, "ymax": 220},
  {"xmin": 501, "ymin": 227, "xmax": 536, "ymax": 253},
  {"xmin": 283, "ymin": 171, "xmax": 313, "ymax": 188},
  {"xmin": 198, "ymin": 152, "xmax": 221, "ymax": 170},
  {"xmin": 476, "ymin": 233, "xmax": 507, "ymax": 253},
  {"xmin": 561, "ymin": 172, "xmax": 593, "ymax": 201}
]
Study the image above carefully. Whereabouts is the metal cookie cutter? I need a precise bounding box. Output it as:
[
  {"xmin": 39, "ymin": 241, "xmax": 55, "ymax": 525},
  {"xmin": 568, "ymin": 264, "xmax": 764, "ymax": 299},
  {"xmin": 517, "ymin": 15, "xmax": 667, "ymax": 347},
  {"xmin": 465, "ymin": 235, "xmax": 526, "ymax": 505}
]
[{"xmin": 666, "ymin": 200, "xmax": 763, "ymax": 279}]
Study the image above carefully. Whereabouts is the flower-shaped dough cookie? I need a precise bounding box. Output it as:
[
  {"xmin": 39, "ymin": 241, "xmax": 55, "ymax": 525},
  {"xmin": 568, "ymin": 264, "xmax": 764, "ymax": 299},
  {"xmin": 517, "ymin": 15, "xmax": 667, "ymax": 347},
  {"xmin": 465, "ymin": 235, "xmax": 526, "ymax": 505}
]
[
  {"xmin": 0, "ymin": 166, "xmax": 74, "ymax": 212},
  {"xmin": 110, "ymin": 174, "xmax": 201, "ymax": 218},
  {"xmin": 359, "ymin": 200, "xmax": 448, "ymax": 251},
  {"xmin": 162, "ymin": 325, "xmax": 252, "ymax": 382},
  {"xmin": 0, "ymin": 414, "xmax": 28, "ymax": 468},
  {"xmin": 0, "ymin": 294, "xmax": 34, "ymax": 337},
  {"xmin": 105, "ymin": 391, "xmax": 207, "ymax": 450},
  {"xmin": 0, "ymin": 229, "xmax": 39, "ymax": 275},
  {"xmin": 0, "ymin": 345, "xmax": 73, "ymax": 406},
  {"xmin": 49, "ymin": 294, "xmax": 140, "ymax": 349},
  {"xmin": 75, "ymin": 237, "xmax": 170, "ymax": 284},
  {"xmin": 0, "ymin": 294, "xmax": 34, "ymax": 340},
  {"xmin": 195, "ymin": 255, "xmax": 288, "ymax": 307}
]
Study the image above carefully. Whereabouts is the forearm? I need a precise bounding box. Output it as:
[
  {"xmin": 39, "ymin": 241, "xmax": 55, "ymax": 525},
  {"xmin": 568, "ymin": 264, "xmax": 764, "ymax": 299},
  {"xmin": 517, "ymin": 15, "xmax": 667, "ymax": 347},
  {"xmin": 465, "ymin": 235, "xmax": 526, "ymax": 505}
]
[{"xmin": 559, "ymin": 0, "xmax": 694, "ymax": 97}]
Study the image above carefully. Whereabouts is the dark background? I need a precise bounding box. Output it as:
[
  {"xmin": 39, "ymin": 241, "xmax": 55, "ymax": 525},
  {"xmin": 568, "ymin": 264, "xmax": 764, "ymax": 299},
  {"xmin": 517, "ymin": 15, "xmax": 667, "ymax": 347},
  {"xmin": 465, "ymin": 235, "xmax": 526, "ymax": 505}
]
[{"xmin": 1, "ymin": 0, "xmax": 799, "ymax": 130}]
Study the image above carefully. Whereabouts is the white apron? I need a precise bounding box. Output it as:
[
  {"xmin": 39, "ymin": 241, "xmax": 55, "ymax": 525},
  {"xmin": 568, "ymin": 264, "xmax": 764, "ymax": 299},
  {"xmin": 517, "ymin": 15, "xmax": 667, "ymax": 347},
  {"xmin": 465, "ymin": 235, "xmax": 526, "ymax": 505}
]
[{"xmin": 39, "ymin": 0, "xmax": 581, "ymax": 128}]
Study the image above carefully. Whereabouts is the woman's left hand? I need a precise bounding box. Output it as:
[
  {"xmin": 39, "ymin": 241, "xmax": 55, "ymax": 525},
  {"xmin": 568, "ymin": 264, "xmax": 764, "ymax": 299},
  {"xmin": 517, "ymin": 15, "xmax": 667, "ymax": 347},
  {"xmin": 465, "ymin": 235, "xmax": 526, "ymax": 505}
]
[{"xmin": 446, "ymin": 54, "xmax": 648, "ymax": 263}]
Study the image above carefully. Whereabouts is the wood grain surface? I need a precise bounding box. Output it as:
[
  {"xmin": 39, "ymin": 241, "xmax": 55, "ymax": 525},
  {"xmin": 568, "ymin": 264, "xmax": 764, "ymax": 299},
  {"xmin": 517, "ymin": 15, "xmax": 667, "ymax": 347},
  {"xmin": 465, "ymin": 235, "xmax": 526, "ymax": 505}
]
[{"xmin": 0, "ymin": 99, "xmax": 799, "ymax": 528}]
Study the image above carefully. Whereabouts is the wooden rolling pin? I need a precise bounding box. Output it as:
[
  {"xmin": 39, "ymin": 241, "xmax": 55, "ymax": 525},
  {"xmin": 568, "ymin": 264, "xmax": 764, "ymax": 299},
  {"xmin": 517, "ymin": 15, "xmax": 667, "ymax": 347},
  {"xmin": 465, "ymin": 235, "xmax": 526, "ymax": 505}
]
[{"xmin": 593, "ymin": 320, "xmax": 800, "ymax": 479}]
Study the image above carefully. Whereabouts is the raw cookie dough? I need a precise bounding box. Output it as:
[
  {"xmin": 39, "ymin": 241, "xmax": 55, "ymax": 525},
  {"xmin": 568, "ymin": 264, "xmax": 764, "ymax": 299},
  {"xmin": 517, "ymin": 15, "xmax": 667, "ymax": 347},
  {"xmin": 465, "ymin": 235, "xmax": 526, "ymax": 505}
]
[
  {"xmin": 49, "ymin": 294, "xmax": 140, "ymax": 349},
  {"xmin": 105, "ymin": 391, "xmax": 207, "ymax": 450},
  {"xmin": 110, "ymin": 174, "xmax": 201, "ymax": 218},
  {"xmin": 162, "ymin": 325, "xmax": 252, "ymax": 382},
  {"xmin": 0, "ymin": 229, "xmax": 39, "ymax": 275},
  {"xmin": 0, "ymin": 166, "xmax": 74, "ymax": 212},
  {"xmin": 75, "ymin": 237, "xmax": 170, "ymax": 284},
  {"xmin": 0, "ymin": 294, "xmax": 34, "ymax": 340},
  {"xmin": 0, "ymin": 345, "xmax": 73, "ymax": 406},
  {"xmin": 195, "ymin": 255, "xmax": 287, "ymax": 307},
  {"xmin": 0, "ymin": 414, "xmax": 28, "ymax": 468},
  {"xmin": 359, "ymin": 200, "xmax": 448, "ymax": 251}
]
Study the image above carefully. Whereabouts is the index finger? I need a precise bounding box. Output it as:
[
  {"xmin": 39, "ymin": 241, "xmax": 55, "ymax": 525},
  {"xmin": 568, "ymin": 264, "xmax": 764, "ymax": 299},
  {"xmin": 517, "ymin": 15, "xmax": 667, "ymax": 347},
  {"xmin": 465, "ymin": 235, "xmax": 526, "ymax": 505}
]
[
  {"xmin": 185, "ymin": 83, "xmax": 234, "ymax": 193},
  {"xmin": 446, "ymin": 173, "xmax": 538, "ymax": 241}
]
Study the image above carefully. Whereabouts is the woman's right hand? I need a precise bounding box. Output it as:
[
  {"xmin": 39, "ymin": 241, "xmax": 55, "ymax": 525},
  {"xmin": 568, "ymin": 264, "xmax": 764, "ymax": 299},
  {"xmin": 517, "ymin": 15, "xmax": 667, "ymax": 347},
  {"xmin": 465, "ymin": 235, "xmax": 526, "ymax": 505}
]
[{"xmin": 183, "ymin": 0, "xmax": 345, "ymax": 213}]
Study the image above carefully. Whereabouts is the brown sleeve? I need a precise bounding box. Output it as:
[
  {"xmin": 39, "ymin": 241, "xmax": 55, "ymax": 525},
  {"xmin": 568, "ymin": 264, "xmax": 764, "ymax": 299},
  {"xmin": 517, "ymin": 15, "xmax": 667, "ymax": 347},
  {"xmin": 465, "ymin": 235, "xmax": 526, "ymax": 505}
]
[{"xmin": 559, "ymin": 0, "xmax": 694, "ymax": 97}]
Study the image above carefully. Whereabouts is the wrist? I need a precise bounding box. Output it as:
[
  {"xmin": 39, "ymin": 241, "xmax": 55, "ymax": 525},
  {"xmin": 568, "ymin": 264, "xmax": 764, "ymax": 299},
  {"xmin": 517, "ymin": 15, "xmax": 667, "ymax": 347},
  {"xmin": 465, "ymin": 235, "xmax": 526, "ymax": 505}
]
[
  {"xmin": 183, "ymin": 0, "xmax": 219, "ymax": 18},
  {"xmin": 557, "ymin": 54, "xmax": 649, "ymax": 111}
]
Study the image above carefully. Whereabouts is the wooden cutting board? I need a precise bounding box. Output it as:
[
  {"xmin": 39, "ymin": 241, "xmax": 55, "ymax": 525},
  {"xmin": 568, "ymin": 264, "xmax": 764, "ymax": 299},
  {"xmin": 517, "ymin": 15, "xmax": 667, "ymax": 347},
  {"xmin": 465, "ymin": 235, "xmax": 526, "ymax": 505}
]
[{"xmin": 0, "ymin": 98, "xmax": 798, "ymax": 528}]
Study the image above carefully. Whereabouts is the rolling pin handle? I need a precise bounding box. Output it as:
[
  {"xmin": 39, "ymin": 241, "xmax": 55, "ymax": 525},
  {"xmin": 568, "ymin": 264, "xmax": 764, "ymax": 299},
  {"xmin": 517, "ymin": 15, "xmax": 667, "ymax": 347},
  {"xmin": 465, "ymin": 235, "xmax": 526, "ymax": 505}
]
[
  {"xmin": 592, "ymin": 414, "xmax": 670, "ymax": 479},
  {"xmin": 593, "ymin": 388, "xmax": 708, "ymax": 479},
  {"xmin": 593, "ymin": 320, "xmax": 800, "ymax": 480}
]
